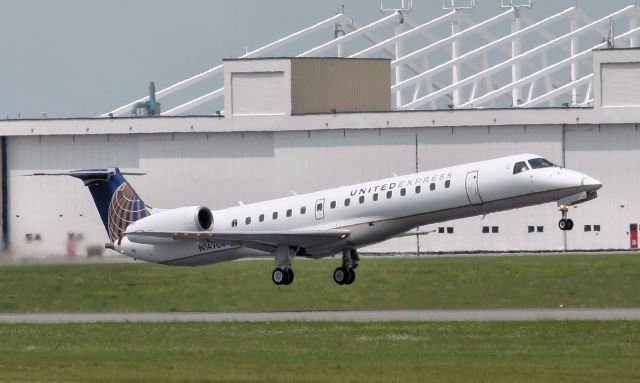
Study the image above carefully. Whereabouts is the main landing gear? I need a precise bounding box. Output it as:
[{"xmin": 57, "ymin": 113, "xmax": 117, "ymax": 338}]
[
  {"xmin": 558, "ymin": 205, "xmax": 574, "ymax": 231},
  {"xmin": 272, "ymin": 267, "xmax": 294, "ymax": 285},
  {"xmin": 333, "ymin": 249, "xmax": 359, "ymax": 285},
  {"xmin": 272, "ymin": 246, "xmax": 296, "ymax": 285}
]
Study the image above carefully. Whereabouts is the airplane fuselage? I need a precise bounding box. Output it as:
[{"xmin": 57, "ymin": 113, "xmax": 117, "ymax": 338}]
[{"xmin": 114, "ymin": 154, "xmax": 601, "ymax": 266}]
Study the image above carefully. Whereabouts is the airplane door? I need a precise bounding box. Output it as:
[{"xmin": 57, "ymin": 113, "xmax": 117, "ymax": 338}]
[
  {"xmin": 465, "ymin": 171, "xmax": 482, "ymax": 205},
  {"xmin": 315, "ymin": 198, "xmax": 325, "ymax": 220}
]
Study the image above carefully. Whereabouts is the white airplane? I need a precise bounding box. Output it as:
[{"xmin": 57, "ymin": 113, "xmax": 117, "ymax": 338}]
[{"xmin": 37, "ymin": 153, "xmax": 601, "ymax": 285}]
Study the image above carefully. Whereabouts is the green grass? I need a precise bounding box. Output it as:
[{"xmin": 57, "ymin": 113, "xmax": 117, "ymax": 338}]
[
  {"xmin": 1, "ymin": 254, "xmax": 639, "ymax": 312},
  {"xmin": 0, "ymin": 321, "xmax": 639, "ymax": 382}
]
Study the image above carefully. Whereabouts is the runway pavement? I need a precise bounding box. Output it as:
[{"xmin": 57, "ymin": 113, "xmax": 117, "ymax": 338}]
[{"xmin": 1, "ymin": 309, "xmax": 640, "ymax": 323}]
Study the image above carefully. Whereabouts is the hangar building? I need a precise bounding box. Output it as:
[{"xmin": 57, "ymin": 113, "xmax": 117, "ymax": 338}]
[{"xmin": 3, "ymin": 2, "xmax": 640, "ymax": 257}]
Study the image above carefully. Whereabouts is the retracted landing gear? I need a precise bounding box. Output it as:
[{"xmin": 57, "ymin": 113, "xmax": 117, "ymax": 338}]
[
  {"xmin": 272, "ymin": 246, "xmax": 296, "ymax": 285},
  {"xmin": 558, "ymin": 205, "xmax": 574, "ymax": 231},
  {"xmin": 333, "ymin": 249, "xmax": 359, "ymax": 285}
]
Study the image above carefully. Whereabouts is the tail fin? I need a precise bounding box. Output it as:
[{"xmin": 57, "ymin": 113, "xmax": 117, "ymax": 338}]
[{"xmin": 31, "ymin": 168, "xmax": 149, "ymax": 242}]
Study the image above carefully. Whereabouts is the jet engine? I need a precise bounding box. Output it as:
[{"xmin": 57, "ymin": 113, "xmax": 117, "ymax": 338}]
[{"xmin": 125, "ymin": 206, "xmax": 213, "ymax": 244}]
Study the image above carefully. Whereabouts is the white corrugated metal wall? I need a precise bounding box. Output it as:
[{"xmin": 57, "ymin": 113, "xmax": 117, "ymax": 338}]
[{"xmin": 7, "ymin": 122, "xmax": 634, "ymax": 257}]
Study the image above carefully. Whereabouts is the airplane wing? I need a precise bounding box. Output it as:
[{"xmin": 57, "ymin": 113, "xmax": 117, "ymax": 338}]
[
  {"xmin": 126, "ymin": 229, "xmax": 351, "ymax": 252},
  {"xmin": 395, "ymin": 229, "xmax": 437, "ymax": 237}
]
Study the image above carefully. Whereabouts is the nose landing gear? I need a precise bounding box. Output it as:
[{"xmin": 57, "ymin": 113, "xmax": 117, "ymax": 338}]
[{"xmin": 558, "ymin": 205, "xmax": 574, "ymax": 231}]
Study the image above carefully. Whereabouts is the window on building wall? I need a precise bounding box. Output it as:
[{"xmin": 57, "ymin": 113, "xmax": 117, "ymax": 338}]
[
  {"xmin": 300, "ymin": 206, "xmax": 306, "ymax": 214},
  {"xmin": 272, "ymin": 212, "xmax": 278, "ymax": 220},
  {"xmin": 445, "ymin": 180, "xmax": 451, "ymax": 188},
  {"xmin": 594, "ymin": 225, "xmax": 601, "ymax": 232},
  {"xmin": 245, "ymin": 217, "xmax": 251, "ymax": 225},
  {"xmin": 446, "ymin": 227, "xmax": 454, "ymax": 234},
  {"xmin": 430, "ymin": 183, "xmax": 436, "ymax": 191},
  {"xmin": 344, "ymin": 198, "xmax": 350, "ymax": 207},
  {"xmin": 400, "ymin": 188, "xmax": 406, "ymax": 196},
  {"xmin": 286, "ymin": 209, "xmax": 292, "ymax": 217},
  {"xmin": 438, "ymin": 227, "xmax": 445, "ymax": 234},
  {"xmin": 584, "ymin": 225, "xmax": 592, "ymax": 232},
  {"xmin": 415, "ymin": 186, "xmax": 421, "ymax": 194},
  {"xmin": 528, "ymin": 226, "xmax": 535, "ymax": 233},
  {"xmin": 482, "ymin": 226, "xmax": 490, "ymax": 234},
  {"xmin": 373, "ymin": 193, "xmax": 379, "ymax": 201},
  {"xmin": 359, "ymin": 196, "xmax": 365, "ymax": 204},
  {"xmin": 491, "ymin": 226, "xmax": 499, "ymax": 233},
  {"xmin": 232, "ymin": 219, "xmax": 238, "ymax": 227},
  {"xmin": 259, "ymin": 214, "xmax": 264, "ymax": 222},
  {"xmin": 537, "ymin": 226, "xmax": 544, "ymax": 233}
]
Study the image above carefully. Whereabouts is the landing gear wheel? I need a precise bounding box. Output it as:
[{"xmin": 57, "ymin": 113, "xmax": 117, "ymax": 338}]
[
  {"xmin": 272, "ymin": 268, "xmax": 286, "ymax": 285},
  {"xmin": 558, "ymin": 218, "xmax": 575, "ymax": 231},
  {"xmin": 333, "ymin": 267, "xmax": 348, "ymax": 285},
  {"xmin": 558, "ymin": 219, "xmax": 568, "ymax": 231},
  {"xmin": 344, "ymin": 268, "xmax": 356, "ymax": 285},
  {"xmin": 284, "ymin": 268, "xmax": 294, "ymax": 285},
  {"xmin": 565, "ymin": 219, "xmax": 574, "ymax": 231}
]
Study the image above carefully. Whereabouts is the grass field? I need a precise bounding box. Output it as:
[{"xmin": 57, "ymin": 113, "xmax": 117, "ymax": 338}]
[
  {"xmin": 1, "ymin": 321, "xmax": 639, "ymax": 382},
  {"xmin": 1, "ymin": 254, "xmax": 639, "ymax": 312}
]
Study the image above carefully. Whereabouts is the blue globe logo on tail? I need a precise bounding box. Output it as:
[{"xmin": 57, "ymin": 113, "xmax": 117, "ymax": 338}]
[
  {"xmin": 108, "ymin": 182, "xmax": 150, "ymax": 243},
  {"xmin": 67, "ymin": 168, "xmax": 149, "ymax": 243}
]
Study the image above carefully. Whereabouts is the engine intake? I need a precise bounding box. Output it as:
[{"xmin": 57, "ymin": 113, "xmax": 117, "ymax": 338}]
[{"xmin": 126, "ymin": 206, "xmax": 213, "ymax": 244}]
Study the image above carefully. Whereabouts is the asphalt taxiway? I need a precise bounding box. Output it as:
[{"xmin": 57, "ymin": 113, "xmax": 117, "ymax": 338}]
[{"xmin": 1, "ymin": 309, "xmax": 640, "ymax": 323}]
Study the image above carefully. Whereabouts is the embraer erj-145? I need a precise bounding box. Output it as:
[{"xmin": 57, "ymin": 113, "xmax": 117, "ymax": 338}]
[{"xmin": 36, "ymin": 154, "xmax": 601, "ymax": 285}]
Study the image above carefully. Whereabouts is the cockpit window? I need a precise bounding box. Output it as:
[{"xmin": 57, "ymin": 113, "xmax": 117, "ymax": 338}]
[
  {"xmin": 513, "ymin": 161, "xmax": 530, "ymax": 175},
  {"xmin": 528, "ymin": 158, "xmax": 556, "ymax": 169}
]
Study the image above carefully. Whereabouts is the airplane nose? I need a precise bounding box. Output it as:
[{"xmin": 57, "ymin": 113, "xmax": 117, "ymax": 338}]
[{"xmin": 581, "ymin": 175, "xmax": 602, "ymax": 190}]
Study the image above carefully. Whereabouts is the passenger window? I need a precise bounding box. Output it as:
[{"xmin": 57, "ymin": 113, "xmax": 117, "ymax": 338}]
[
  {"xmin": 513, "ymin": 161, "xmax": 530, "ymax": 174},
  {"xmin": 373, "ymin": 193, "xmax": 379, "ymax": 201},
  {"xmin": 415, "ymin": 185, "xmax": 421, "ymax": 194},
  {"xmin": 232, "ymin": 219, "xmax": 238, "ymax": 227},
  {"xmin": 400, "ymin": 188, "xmax": 406, "ymax": 196},
  {"xmin": 330, "ymin": 201, "xmax": 336, "ymax": 209},
  {"xmin": 245, "ymin": 217, "xmax": 251, "ymax": 225},
  {"xmin": 359, "ymin": 196, "xmax": 365, "ymax": 204},
  {"xmin": 300, "ymin": 206, "xmax": 306, "ymax": 214},
  {"xmin": 286, "ymin": 209, "xmax": 292, "ymax": 217},
  {"xmin": 444, "ymin": 180, "xmax": 451, "ymax": 188},
  {"xmin": 259, "ymin": 214, "xmax": 264, "ymax": 222},
  {"xmin": 430, "ymin": 183, "xmax": 435, "ymax": 191},
  {"xmin": 344, "ymin": 198, "xmax": 350, "ymax": 207},
  {"xmin": 272, "ymin": 212, "xmax": 278, "ymax": 220},
  {"xmin": 386, "ymin": 191, "xmax": 392, "ymax": 199},
  {"xmin": 316, "ymin": 203, "xmax": 323, "ymax": 211}
]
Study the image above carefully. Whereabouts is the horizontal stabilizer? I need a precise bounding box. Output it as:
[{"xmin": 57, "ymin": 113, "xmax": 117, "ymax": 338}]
[
  {"xmin": 26, "ymin": 168, "xmax": 149, "ymax": 242},
  {"xmin": 25, "ymin": 169, "xmax": 145, "ymax": 178}
]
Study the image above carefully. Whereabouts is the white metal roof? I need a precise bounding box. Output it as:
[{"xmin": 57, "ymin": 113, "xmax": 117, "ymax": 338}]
[{"xmin": 104, "ymin": 3, "xmax": 640, "ymax": 117}]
